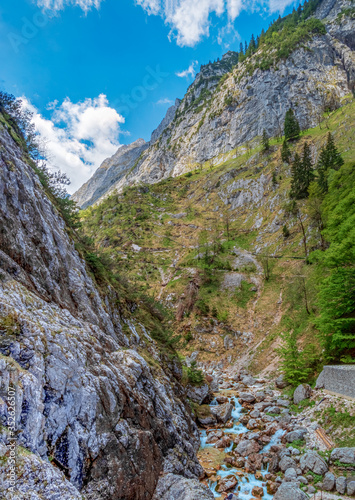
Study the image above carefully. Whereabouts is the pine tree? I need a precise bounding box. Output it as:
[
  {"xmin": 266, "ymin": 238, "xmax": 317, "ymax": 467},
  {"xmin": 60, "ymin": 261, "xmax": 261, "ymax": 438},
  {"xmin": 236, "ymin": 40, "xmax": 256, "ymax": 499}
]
[
  {"xmin": 281, "ymin": 140, "xmax": 291, "ymax": 163},
  {"xmin": 300, "ymin": 142, "xmax": 314, "ymax": 198},
  {"xmin": 245, "ymin": 41, "xmax": 248, "ymax": 53},
  {"xmin": 317, "ymin": 132, "xmax": 344, "ymax": 192},
  {"xmin": 250, "ymin": 34, "xmax": 256, "ymax": 52},
  {"xmin": 284, "ymin": 108, "xmax": 301, "ymax": 141},
  {"xmin": 261, "ymin": 129, "xmax": 270, "ymax": 152},
  {"xmin": 290, "ymin": 143, "xmax": 314, "ymax": 199},
  {"xmin": 239, "ymin": 42, "xmax": 244, "ymax": 55},
  {"xmin": 290, "ymin": 152, "xmax": 303, "ymax": 199}
]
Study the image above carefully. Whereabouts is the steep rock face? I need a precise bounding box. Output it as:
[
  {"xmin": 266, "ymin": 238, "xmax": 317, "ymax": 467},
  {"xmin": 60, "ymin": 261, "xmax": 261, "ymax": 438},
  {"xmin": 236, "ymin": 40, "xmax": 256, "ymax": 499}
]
[
  {"xmin": 72, "ymin": 138, "xmax": 148, "ymax": 209},
  {"xmin": 0, "ymin": 117, "xmax": 203, "ymax": 498},
  {"xmin": 73, "ymin": 0, "xmax": 355, "ymax": 207},
  {"xmin": 150, "ymin": 98, "xmax": 181, "ymax": 143}
]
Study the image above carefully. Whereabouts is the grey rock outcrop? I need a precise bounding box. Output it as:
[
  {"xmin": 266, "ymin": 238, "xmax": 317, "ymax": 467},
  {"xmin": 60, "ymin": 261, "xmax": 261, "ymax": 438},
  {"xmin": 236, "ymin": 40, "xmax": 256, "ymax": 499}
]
[
  {"xmin": 71, "ymin": 138, "xmax": 148, "ymax": 208},
  {"xmin": 150, "ymin": 98, "xmax": 181, "ymax": 143}
]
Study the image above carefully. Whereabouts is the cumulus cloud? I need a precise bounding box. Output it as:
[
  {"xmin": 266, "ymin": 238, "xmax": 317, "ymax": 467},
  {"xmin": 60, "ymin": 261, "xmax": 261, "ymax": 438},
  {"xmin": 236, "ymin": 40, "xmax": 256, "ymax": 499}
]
[
  {"xmin": 135, "ymin": 0, "xmax": 296, "ymax": 46},
  {"xmin": 36, "ymin": 0, "xmax": 103, "ymax": 11},
  {"xmin": 24, "ymin": 94, "xmax": 124, "ymax": 193},
  {"xmin": 176, "ymin": 60, "xmax": 198, "ymax": 78}
]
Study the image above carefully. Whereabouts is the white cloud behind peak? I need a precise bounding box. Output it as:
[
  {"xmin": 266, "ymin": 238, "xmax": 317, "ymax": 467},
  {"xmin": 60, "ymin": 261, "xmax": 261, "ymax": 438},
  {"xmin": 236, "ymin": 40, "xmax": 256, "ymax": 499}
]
[
  {"xmin": 24, "ymin": 94, "xmax": 124, "ymax": 193},
  {"xmin": 176, "ymin": 60, "xmax": 199, "ymax": 78},
  {"xmin": 136, "ymin": 0, "xmax": 296, "ymax": 46}
]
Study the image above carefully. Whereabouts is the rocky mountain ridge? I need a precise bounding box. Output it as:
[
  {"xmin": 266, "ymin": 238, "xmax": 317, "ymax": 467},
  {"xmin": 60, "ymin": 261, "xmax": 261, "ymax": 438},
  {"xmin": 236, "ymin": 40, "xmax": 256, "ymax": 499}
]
[{"xmin": 72, "ymin": 0, "xmax": 355, "ymax": 208}]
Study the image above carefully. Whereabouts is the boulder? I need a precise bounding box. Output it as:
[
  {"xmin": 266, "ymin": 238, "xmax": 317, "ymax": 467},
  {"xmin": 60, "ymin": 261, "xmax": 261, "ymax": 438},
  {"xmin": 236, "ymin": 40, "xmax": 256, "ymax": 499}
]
[
  {"xmin": 293, "ymin": 384, "xmax": 312, "ymax": 404},
  {"xmin": 153, "ymin": 474, "xmax": 215, "ymax": 499},
  {"xmin": 322, "ymin": 472, "xmax": 335, "ymax": 491},
  {"xmin": 210, "ymin": 402, "xmax": 233, "ymax": 424},
  {"xmin": 276, "ymin": 399, "xmax": 290, "ymax": 407},
  {"xmin": 285, "ymin": 429, "xmax": 307, "ymax": 443},
  {"xmin": 236, "ymin": 439, "xmax": 261, "ymax": 457},
  {"xmin": 273, "ymin": 482, "xmax": 307, "ymax": 500},
  {"xmin": 187, "ymin": 383, "xmax": 210, "ymax": 405},
  {"xmin": 280, "ymin": 456, "xmax": 297, "ymax": 472},
  {"xmin": 300, "ymin": 451, "xmax": 328, "ymax": 475},
  {"xmin": 239, "ymin": 392, "xmax": 256, "ymax": 403},
  {"xmin": 266, "ymin": 406, "xmax": 281, "ymax": 414},
  {"xmin": 275, "ymin": 375, "xmax": 289, "ymax": 389},
  {"xmin": 336, "ymin": 476, "xmax": 347, "ymax": 494},
  {"xmin": 196, "ymin": 405, "xmax": 217, "ymax": 426},
  {"xmin": 250, "ymin": 410, "xmax": 260, "ymax": 418},
  {"xmin": 251, "ymin": 485, "xmax": 263, "ymax": 497},
  {"xmin": 216, "ymin": 475, "xmax": 238, "ymax": 493},
  {"xmin": 347, "ymin": 477, "xmax": 355, "ymax": 496},
  {"xmin": 241, "ymin": 375, "xmax": 256, "ymax": 386},
  {"xmin": 331, "ymin": 447, "xmax": 355, "ymax": 465},
  {"xmin": 284, "ymin": 467, "xmax": 298, "ymax": 481}
]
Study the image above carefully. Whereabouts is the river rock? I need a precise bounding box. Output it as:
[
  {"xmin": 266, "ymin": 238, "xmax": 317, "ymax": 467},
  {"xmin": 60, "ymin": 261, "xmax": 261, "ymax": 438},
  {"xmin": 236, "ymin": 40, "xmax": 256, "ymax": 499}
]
[
  {"xmin": 210, "ymin": 402, "xmax": 233, "ymax": 423},
  {"xmin": 336, "ymin": 476, "xmax": 347, "ymax": 494},
  {"xmin": 284, "ymin": 468, "xmax": 298, "ymax": 481},
  {"xmin": 285, "ymin": 428, "xmax": 307, "ymax": 443},
  {"xmin": 273, "ymin": 481, "xmax": 308, "ymax": 500},
  {"xmin": 280, "ymin": 456, "xmax": 297, "ymax": 472},
  {"xmin": 347, "ymin": 477, "xmax": 355, "ymax": 496},
  {"xmin": 153, "ymin": 473, "xmax": 215, "ymax": 499},
  {"xmin": 239, "ymin": 392, "xmax": 256, "ymax": 403},
  {"xmin": 275, "ymin": 375, "xmax": 289, "ymax": 389},
  {"xmin": 251, "ymin": 485, "xmax": 263, "ymax": 497},
  {"xmin": 293, "ymin": 384, "xmax": 312, "ymax": 404},
  {"xmin": 216, "ymin": 475, "xmax": 238, "ymax": 492},
  {"xmin": 323, "ymin": 472, "xmax": 335, "ymax": 491},
  {"xmin": 331, "ymin": 447, "xmax": 355, "ymax": 465},
  {"xmin": 236, "ymin": 439, "xmax": 261, "ymax": 457},
  {"xmin": 241, "ymin": 375, "xmax": 256, "ymax": 386},
  {"xmin": 300, "ymin": 451, "xmax": 328, "ymax": 475}
]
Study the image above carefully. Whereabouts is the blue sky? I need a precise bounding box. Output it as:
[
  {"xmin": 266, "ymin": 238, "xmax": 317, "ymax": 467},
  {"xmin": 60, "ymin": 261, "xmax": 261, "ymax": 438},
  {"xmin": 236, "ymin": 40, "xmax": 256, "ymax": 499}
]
[{"xmin": 0, "ymin": 0, "xmax": 298, "ymax": 191}]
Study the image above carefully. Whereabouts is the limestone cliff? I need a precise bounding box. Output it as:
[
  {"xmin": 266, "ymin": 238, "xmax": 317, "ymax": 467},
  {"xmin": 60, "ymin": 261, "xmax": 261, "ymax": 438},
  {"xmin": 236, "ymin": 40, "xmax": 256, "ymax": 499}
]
[{"xmin": 0, "ymin": 112, "xmax": 212, "ymax": 498}]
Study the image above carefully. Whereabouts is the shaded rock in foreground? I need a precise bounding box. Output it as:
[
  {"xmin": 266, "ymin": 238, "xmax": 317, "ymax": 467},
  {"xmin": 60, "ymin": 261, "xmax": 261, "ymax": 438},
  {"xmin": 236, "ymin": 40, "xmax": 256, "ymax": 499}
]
[{"xmin": 153, "ymin": 473, "xmax": 214, "ymax": 500}]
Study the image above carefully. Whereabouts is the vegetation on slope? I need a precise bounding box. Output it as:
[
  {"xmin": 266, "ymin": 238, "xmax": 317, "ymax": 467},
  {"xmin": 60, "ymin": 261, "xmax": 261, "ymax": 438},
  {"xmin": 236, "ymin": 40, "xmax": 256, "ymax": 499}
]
[{"xmin": 80, "ymin": 96, "xmax": 355, "ymax": 385}]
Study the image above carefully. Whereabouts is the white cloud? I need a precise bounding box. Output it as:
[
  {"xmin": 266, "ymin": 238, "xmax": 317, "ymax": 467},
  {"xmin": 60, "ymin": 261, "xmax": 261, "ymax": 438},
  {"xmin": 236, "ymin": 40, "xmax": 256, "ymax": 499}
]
[
  {"xmin": 24, "ymin": 94, "xmax": 124, "ymax": 193},
  {"xmin": 176, "ymin": 60, "xmax": 198, "ymax": 78},
  {"xmin": 36, "ymin": 0, "xmax": 103, "ymax": 11},
  {"xmin": 156, "ymin": 97, "xmax": 174, "ymax": 105},
  {"xmin": 135, "ymin": 0, "xmax": 296, "ymax": 46}
]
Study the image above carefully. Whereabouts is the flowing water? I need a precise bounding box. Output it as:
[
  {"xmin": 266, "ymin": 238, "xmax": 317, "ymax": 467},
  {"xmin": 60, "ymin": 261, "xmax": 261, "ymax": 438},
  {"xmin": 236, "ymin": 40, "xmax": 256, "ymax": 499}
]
[{"xmin": 199, "ymin": 388, "xmax": 285, "ymax": 499}]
